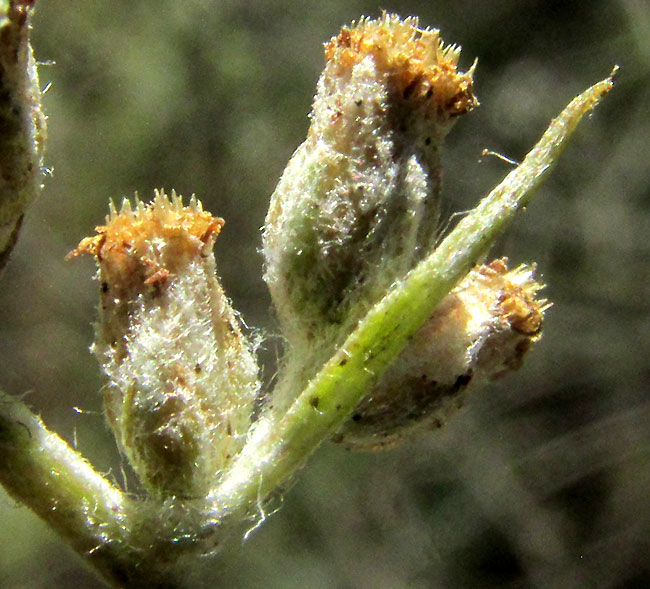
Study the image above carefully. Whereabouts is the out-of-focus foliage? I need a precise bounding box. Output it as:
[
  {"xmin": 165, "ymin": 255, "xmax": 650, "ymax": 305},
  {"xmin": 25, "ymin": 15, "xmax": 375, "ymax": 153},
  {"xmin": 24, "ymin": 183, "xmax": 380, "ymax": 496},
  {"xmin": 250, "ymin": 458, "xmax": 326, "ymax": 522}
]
[{"xmin": 0, "ymin": 0, "xmax": 648, "ymax": 586}]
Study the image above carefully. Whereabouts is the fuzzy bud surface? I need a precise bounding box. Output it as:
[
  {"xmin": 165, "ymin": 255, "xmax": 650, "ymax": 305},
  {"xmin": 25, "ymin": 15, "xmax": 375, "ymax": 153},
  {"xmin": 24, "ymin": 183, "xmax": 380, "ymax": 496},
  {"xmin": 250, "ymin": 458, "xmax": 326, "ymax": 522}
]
[
  {"xmin": 336, "ymin": 259, "xmax": 546, "ymax": 449},
  {"xmin": 70, "ymin": 190, "xmax": 260, "ymax": 498},
  {"xmin": 263, "ymin": 14, "xmax": 477, "ymax": 357}
]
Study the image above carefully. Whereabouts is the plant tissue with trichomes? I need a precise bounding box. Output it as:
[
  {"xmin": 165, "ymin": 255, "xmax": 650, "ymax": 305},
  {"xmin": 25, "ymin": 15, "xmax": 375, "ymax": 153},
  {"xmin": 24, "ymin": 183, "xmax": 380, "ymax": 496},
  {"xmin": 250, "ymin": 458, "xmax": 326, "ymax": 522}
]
[
  {"xmin": 70, "ymin": 191, "xmax": 260, "ymax": 498},
  {"xmin": 263, "ymin": 14, "xmax": 546, "ymax": 448}
]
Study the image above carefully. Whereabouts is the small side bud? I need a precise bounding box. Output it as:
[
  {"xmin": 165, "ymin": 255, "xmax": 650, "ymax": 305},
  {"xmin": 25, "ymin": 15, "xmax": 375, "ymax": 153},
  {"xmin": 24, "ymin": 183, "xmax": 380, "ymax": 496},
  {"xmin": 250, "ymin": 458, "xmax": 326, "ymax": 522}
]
[
  {"xmin": 263, "ymin": 14, "xmax": 477, "ymax": 356},
  {"xmin": 334, "ymin": 259, "xmax": 546, "ymax": 449},
  {"xmin": 0, "ymin": 1, "xmax": 47, "ymax": 270},
  {"xmin": 70, "ymin": 190, "xmax": 260, "ymax": 498}
]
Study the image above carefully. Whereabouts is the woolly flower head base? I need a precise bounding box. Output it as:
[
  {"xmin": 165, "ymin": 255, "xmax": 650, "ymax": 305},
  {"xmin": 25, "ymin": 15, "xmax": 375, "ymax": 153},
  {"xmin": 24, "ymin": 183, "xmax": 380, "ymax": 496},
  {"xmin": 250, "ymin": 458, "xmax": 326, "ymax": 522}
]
[
  {"xmin": 71, "ymin": 190, "xmax": 260, "ymax": 499},
  {"xmin": 324, "ymin": 13, "xmax": 478, "ymax": 119}
]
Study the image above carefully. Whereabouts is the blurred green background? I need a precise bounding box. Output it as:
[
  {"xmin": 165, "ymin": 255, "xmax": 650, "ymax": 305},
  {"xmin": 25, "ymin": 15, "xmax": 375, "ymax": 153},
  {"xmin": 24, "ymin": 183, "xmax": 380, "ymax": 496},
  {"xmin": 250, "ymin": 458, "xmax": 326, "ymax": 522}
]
[{"xmin": 1, "ymin": 0, "xmax": 648, "ymax": 587}]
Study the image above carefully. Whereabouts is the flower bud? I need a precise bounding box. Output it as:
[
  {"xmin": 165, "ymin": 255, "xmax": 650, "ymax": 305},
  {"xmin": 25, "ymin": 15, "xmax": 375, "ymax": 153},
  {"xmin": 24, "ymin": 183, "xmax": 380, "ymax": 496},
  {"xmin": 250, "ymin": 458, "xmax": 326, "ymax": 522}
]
[
  {"xmin": 334, "ymin": 259, "xmax": 547, "ymax": 449},
  {"xmin": 263, "ymin": 14, "xmax": 477, "ymax": 357},
  {"xmin": 0, "ymin": 1, "xmax": 47, "ymax": 270},
  {"xmin": 70, "ymin": 190, "xmax": 260, "ymax": 498}
]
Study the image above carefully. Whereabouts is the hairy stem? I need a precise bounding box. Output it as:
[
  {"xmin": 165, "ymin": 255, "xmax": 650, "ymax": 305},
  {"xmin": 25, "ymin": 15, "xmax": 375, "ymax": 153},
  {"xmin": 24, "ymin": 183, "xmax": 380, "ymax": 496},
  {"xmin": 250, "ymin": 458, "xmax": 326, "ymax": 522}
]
[
  {"xmin": 0, "ymin": 390, "xmax": 132, "ymax": 584},
  {"xmin": 0, "ymin": 390, "xmax": 213, "ymax": 587}
]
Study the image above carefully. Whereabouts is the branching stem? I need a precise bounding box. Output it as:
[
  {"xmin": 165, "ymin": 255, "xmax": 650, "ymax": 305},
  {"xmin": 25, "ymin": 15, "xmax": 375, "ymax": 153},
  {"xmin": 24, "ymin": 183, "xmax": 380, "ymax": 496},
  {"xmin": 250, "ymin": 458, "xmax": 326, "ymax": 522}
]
[{"xmin": 0, "ymin": 12, "xmax": 615, "ymax": 578}]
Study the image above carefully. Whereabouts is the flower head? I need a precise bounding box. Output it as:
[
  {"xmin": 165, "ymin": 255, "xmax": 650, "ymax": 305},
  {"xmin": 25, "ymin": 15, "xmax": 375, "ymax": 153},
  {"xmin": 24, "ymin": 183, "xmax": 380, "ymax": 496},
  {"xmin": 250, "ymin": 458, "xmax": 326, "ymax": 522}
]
[
  {"xmin": 71, "ymin": 190, "xmax": 260, "ymax": 498},
  {"xmin": 263, "ymin": 15, "xmax": 478, "ymax": 391}
]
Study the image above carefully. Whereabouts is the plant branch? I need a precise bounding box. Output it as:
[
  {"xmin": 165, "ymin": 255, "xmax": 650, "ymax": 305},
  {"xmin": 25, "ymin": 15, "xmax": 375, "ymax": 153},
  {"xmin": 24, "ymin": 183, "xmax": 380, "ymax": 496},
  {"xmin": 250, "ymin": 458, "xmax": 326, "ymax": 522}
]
[
  {"xmin": 0, "ymin": 24, "xmax": 615, "ymax": 579},
  {"xmin": 0, "ymin": 390, "xmax": 135, "ymax": 584}
]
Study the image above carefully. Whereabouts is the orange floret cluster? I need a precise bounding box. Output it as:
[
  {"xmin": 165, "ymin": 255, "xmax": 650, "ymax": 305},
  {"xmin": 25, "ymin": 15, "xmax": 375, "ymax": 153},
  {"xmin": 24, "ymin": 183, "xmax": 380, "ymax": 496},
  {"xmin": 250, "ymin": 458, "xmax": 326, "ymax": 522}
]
[
  {"xmin": 324, "ymin": 13, "xmax": 478, "ymax": 116},
  {"xmin": 479, "ymin": 258, "xmax": 545, "ymax": 338},
  {"xmin": 69, "ymin": 189, "xmax": 224, "ymax": 288}
]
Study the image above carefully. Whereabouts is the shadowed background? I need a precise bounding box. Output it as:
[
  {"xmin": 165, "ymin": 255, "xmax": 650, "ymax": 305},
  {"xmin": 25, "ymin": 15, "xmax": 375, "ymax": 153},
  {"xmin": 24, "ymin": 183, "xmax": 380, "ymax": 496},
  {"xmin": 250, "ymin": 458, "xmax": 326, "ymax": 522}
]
[{"xmin": 1, "ymin": 0, "xmax": 648, "ymax": 587}]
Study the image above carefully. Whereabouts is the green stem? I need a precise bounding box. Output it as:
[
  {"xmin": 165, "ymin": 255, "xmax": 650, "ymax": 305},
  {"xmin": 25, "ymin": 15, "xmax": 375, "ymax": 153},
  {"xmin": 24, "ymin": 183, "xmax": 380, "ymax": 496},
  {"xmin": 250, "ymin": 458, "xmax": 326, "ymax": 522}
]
[
  {"xmin": 0, "ymin": 390, "xmax": 135, "ymax": 584},
  {"xmin": 209, "ymin": 71, "xmax": 616, "ymax": 521}
]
